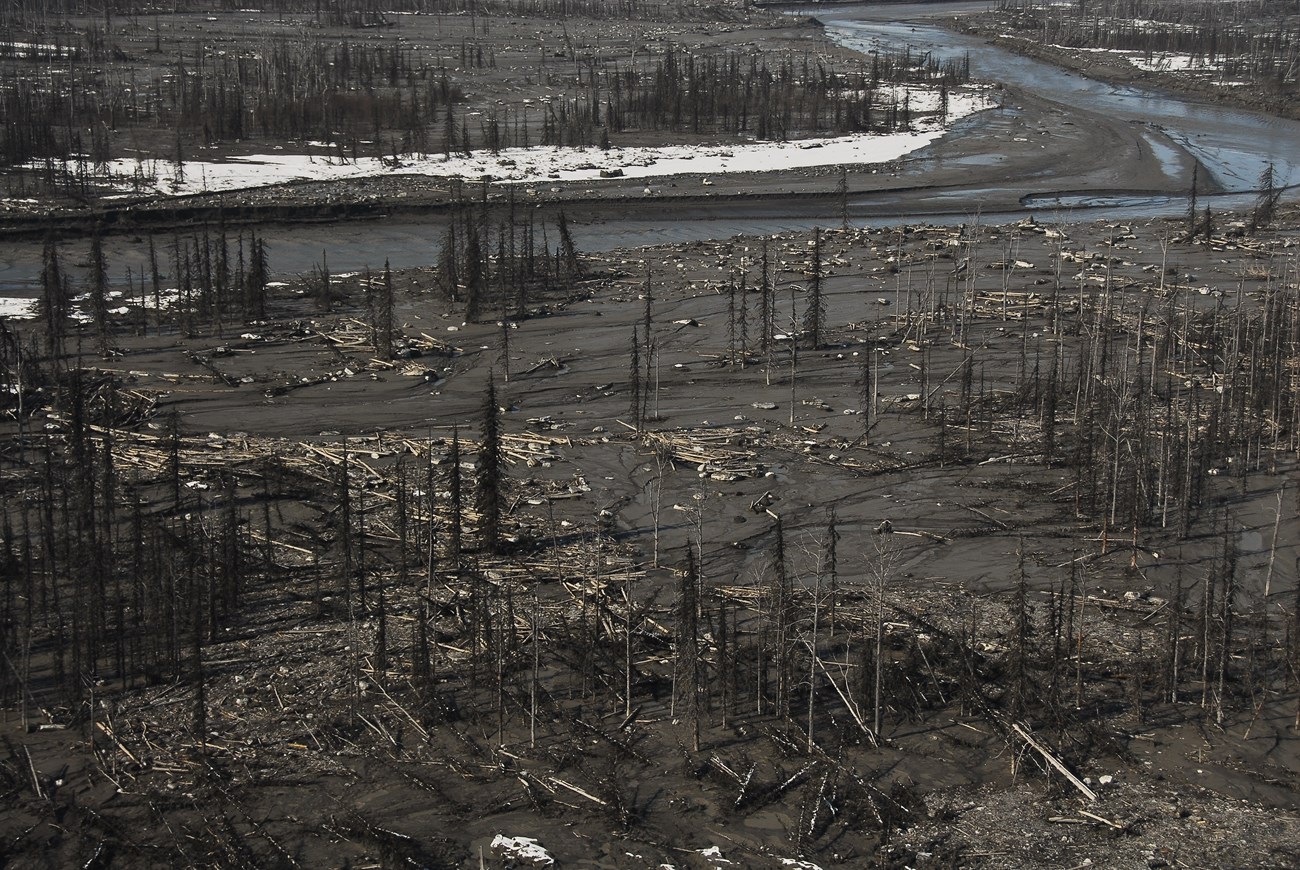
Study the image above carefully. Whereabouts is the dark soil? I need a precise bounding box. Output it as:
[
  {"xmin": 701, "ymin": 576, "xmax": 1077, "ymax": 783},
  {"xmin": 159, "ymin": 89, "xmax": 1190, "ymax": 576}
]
[{"xmin": 3, "ymin": 208, "xmax": 1300, "ymax": 869}]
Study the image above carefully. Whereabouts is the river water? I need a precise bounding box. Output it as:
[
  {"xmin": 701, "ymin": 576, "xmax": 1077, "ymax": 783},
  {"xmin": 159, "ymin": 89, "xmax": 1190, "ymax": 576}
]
[
  {"xmin": 2, "ymin": 1, "xmax": 1298, "ymax": 292},
  {"xmin": 821, "ymin": 2, "xmax": 1300, "ymax": 203}
]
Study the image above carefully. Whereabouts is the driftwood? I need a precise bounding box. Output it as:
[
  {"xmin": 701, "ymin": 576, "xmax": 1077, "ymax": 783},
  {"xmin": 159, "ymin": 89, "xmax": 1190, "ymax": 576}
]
[
  {"xmin": 547, "ymin": 777, "xmax": 606, "ymax": 806},
  {"xmin": 1010, "ymin": 722, "xmax": 1096, "ymax": 801},
  {"xmin": 187, "ymin": 352, "xmax": 242, "ymax": 387},
  {"xmin": 523, "ymin": 356, "xmax": 565, "ymax": 375},
  {"xmin": 643, "ymin": 427, "xmax": 765, "ymax": 480}
]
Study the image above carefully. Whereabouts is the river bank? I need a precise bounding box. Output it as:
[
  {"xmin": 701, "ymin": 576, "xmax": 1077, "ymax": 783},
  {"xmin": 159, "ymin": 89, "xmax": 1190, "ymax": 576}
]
[
  {"xmin": 949, "ymin": 5, "xmax": 1300, "ymax": 124},
  {"xmin": 0, "ymin": 2, "xmax": 1240, "ymax": 245}
]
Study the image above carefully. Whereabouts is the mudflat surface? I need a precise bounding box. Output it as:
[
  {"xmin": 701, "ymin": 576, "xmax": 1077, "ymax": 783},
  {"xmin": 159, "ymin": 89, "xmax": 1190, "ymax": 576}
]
[{"xmin": 4, "ymin": 209, "xmax": 1300, "ymax": 868}]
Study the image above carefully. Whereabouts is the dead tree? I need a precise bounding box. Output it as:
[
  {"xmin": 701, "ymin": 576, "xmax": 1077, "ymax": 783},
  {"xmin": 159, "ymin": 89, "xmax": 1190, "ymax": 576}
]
[
  {"xmin": 1007, "ymin": 539, "xmax": 1033, "ymax": 719},
  {"xmin": 674, "ymin": 548, "xmax": 702, "ymax": 751},
  {"xmin": 802, "ymin": 227, "xmax": 825, "ymax": 350},
  {"xmin": 476, "ymin": 374, "xmax": 504, "ymax": 555},
  {"xmin": 446, "ymin": 428, "xmax": 463, "ymax": 571},
  {"xmin": 629, "ymin": 326, "xmax": 642, "ymax": 432}
]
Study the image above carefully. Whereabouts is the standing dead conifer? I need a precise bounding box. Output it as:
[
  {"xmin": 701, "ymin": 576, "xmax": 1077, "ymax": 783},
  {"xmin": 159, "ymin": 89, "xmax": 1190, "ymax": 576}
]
[
  {"xmin": 233, "ymin": 235, "xmax": 245, "ymax": 324},
  {"xmin": 674, "ymin": 548, "xmax": 701, "ymax": 751},
  {"xmin": 413, "ymin": 602, "xmax": 433, "ymax": 706},
  {"xmin": 824, "ymin": 507, "xmax": 840, "ymax": 632},
  {"xmin": 769, "ymin": 518, "xmax": 794, "ymax": 722},
  {"xmin": 838, "ymin": 165, "xmax": 849, "ymax": 230},
  {"xmin": 173, "ymin": 127, "xmax": 185, "ymax": 187},
  {"xmin": 629, "ymin": 326, "xmax": 642, "ymax": 433},
  {"xmin": 476, "ymin": 374, "xmax": 504, "ymax": 555},
  {"xmin": 440, "ymin": 220, "xmax": 460, "ymax": 301},
  {"xmin": 315, "ymin": 250, "xmax": 333, "ymax": 313},
  {"xmin": 803, "ymin": 227, "xmax": 825, "ymax": 350},
  {"xmin": 858, "ymin": 352, "xmax": 872, "ymax": 442},
  {"xmin": 1251, "ymin": 162, "xmax": 1281, "ymax": 232},
  {"xmin": 807, "ymin": 561, "xmax": 823, "ymax": 753},
  {"xmin": 1293, "ymin": 568, "xmax": 1300, "ymax": 728},
  {"xmin": 148, "ymin": 237, "xmax": 164, "ymax": 334},
  {"xmin": 1043, "ymin": 342, "xmax": 1059, "ymax": 464},
  {"xmin": 338, "ymin": 441, "xmax": 354, "ymax": 605},
  {"xmin": 761, "ymin": 237, "xmax": 774, "ymax": 384},
  {"xmin": 447, "ymin": 427, "xmax": 463, "ymax": 571},
  {"xmin": 642, "ymin": 262, "xmax": 656, "ymax": 422},
  {"xmin": 374, "ymin": 590, "xmax": 388, "ymax": 680},
  {"xmin": 378, "ymin": 260, "xmax": 395, "ymax": 358},
  {"xmin": 250, "ymin": 234, "xmax": 270, "ymax": 321},
  {"xmin": 40, "ymin": 239, "xmax": 68, "ymax": 357},
  {"xmin": 1215, "ymin": 518, "xmax": 1239, "ymax": 725},
  {"xmin": 624, "ymin": 568, "xmax": 638, "ymax": 719},
  {"xmin": 716, "ymin": 592, "xmax": 731, "ymax": 728},
  {"xmin": 727, "ymin": 279, "xmax": 737, "ymax": 365},
  {"xmin": 789, "ymin": 284, "xmax": 799, "ymax": 425},
  {"xmin": 442, "ymin": 104, "xmax": 456, "ymax": 160},
  {"xmin": 1047, "ymin": 573, "xmax": 1065, "ymax": 706},
  {"xmin": 88, "ymin": 231, "xmax": 110, "ymax": 357},
  {"xmin": 464, "ymin": 225, "xmax": 486, "ymax": 322},
  {"xmin": 1007, "ymin": 539, "xmax": 1033, "ymax": 719},
  {"xmin": 557, "ymin": 210, "xmax": 582, "ymax": 279},
  {"xmin": 643, "ymin": 260, "xmax": 654, "ymax": 345},
  {"xmin": 870, "ymin": 523, "xmax": 898, "ymax": 736},
  {"xmin": 500, "ymin": 314, "xmax": 512, "ymax": 384},
  {"xmin": 737, "ymin": 270, "xmax": 750, "ymax": 365},
  {"xmin": 190, "ymin": 587, "xmax": 206, "ymax": 750},
  {"xmin": 167, "ymin": 408, "xmax": 183, "ymax": 510},
  {"xmin": 1166, "ymin": 565, "xmax": 1185, "ymax": 703}
]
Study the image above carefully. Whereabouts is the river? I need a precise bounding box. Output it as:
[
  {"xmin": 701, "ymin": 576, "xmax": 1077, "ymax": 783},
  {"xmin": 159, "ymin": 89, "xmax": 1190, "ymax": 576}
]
[
  {"xmin": 821, "ymin": 2, "xmax": 1299, "ymax": 204},
  {"xmin": 2, "ymin": 1, "xmax": 1298, "ymax": 293}
]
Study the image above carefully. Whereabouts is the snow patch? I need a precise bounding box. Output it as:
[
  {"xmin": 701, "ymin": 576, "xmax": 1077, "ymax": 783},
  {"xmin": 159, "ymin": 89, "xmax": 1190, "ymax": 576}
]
[
  {"xmin": 0, "ymin": 40, "xmax": 76, "ymax": 58},
  {"xmin": 1127, "ymin": 52, "xmax": 1223, "ymax": 73},
  {"xmin": 698, "ymin": 845, "xmax": 735, "ymax": 867},
  {"xmin": 0, "ymin": 297, "xmax": 39, "ymax": 320},
  {"xmin": 489, "ymin": 835, "xmax": 554, "ymax": 867},
  {"xmin": 17, "ymin": 88, "xmax": 994, "ymax": 201}
]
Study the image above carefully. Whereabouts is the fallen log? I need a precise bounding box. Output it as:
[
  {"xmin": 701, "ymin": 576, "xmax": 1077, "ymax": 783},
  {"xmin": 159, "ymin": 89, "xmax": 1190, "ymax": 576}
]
[{"xmin": 1010, "ymin": 722, "xmax": 1096, "ymax": 801}]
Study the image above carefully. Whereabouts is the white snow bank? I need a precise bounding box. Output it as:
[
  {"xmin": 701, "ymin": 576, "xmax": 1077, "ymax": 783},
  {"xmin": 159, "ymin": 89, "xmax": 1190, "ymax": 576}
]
[
  {"xmin": 1127, "ymin": 52, "xmax": 1222, "ymax": 73},
  {"xmin": 1042, "ymin": 42, "xmax": 1226, "ymax": 76},
  {"xmin": 0, "ymin": 297, "xmax": 39, "ymax": 320},
  {"xmin": 29, "ymin": 88, "xmax": 994, "ymax": 200}
]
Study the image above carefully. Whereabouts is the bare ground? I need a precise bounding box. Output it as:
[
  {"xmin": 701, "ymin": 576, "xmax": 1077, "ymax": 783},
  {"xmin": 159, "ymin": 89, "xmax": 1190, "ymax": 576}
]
[{"xmin": 3, "ymin": 207, "xmax": 1300, "ymax": 868}]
